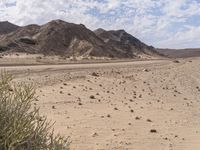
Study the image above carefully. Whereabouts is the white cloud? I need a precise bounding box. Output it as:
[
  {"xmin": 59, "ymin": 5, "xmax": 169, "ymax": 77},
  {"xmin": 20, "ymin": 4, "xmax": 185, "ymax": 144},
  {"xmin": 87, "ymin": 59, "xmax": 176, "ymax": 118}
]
[
  {"xmin": 157, "ymin": 25, "xmax": 200, "ymax": 48},
  {"xmin": 0, "ymin": 0, "xmax": 200, "ymax": 49}
]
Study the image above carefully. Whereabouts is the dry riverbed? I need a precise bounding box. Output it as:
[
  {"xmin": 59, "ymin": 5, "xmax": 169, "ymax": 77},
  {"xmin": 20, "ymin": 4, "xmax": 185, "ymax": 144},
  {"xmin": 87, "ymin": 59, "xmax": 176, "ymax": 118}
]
[{"xmin": 4, "ymin": 58, "xmax": 200, "ymax": 150}]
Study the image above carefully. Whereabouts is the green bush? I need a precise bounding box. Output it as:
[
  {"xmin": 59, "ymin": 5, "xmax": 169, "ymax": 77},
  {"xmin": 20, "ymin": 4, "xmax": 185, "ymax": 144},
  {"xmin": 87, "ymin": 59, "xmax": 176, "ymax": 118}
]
[{"xmin": 0, "ymin": 72, "xmax": 70, "ymax": 150}]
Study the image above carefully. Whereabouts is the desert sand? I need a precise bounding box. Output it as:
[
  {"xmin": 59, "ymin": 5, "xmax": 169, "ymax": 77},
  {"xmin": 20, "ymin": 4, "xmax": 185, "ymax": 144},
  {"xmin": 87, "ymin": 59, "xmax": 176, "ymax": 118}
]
[{"xmin": 3, "ymin": 57, "xmax": 200, "ymax": 150}]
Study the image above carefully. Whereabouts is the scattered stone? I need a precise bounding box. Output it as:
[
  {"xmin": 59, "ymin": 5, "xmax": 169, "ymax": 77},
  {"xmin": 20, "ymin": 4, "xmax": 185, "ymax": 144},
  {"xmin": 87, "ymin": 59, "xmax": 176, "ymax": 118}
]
[
  {"xmin": 60, "ymin": 91, "xmax": 63, "ymax": 94},
  {"xmin": 107, "ymin": 114, "xmax": 111, "ymax": 118},
  {"xmin": 150, "ymin": 129, "xmax": 157, "ymax": 133},
  {"xmin": 52, "ymin": 105, "xmax": 56, "ymax": 109},
  {"xmin": 164, "ymin": 137, "xmax": 168, "ymax": 140},
  {"xmin": 147, "ymin": 119, "xmax": 152, "ymax": 122},
  {"xmin": 8, "ymin": 88, "xmax": 13, "ymax": 92},
  {"xmin": 135, "ymin": 116, "xmax": 141, "ymax": 120},
  {"xmin": 143, "ymin": 69, "xmax": 150, "ymax": 72},
  {"xmin": 90, "ymin": 95, "xmax": 95, "ymax": 99},
  {"xmin": 91, "ymin": 72, "xmax": 99, "ymax": 77},
  {"xmin": 173, "ymin": 60, "xmax": 180, "ymax": 63},
  {"xmin": 114, "ymin": 107, "xmax": 118, "ymax": 110},
  {"xmin": 92, "ymin": 132, "xmax": 98, "ymax": 137},
  {"xmin": 78, "ymin": 102, "xmax": 83, "ymax": 106},
  {"xmin": 174, "ymin": 135, "xmax": 178, "ymax": 138}
]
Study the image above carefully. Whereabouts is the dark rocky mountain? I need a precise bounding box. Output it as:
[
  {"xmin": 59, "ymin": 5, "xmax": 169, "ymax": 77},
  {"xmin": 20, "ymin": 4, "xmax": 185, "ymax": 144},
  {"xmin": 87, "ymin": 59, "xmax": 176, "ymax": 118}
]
[
  {"xmin": 94, "ymin": 28, "xmax": 160, "ymax": 58},
  {"xmin": 0, "ymin": 21, "xmax": 19, "ymax": 35},
  {"xmin": 0, "ymin": 20, "xmax": 161, "ymax": 58}
]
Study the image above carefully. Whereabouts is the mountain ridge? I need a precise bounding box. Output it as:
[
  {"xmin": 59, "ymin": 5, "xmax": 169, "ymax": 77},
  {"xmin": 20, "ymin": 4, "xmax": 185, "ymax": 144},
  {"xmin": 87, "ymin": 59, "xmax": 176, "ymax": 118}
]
[
  {"xmin": 0, "ymin": 20, "xmax": 161, "ymax": 58},
  {"xmin": 0, "ymin": 21, "xmax": 20, "ymax": 35}
]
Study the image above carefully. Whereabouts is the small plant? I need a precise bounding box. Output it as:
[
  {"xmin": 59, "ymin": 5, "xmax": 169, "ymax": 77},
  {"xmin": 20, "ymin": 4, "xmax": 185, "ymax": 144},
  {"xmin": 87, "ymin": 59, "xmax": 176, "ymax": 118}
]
[
  {"xmin": 173, "ymin": 60, "xmax": 180, "ymax": 63},
  {"xmin": 0, "ymin": 71, "xmax": 70, "ymax": 150}
]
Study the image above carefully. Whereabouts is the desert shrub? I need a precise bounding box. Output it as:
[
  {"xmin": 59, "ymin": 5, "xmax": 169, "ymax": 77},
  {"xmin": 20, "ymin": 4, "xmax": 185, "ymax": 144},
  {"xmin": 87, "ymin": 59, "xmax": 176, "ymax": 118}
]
[
  {"xmin": 173, "ymin": 60, "xmax": 180, "ymax": 63},
  {"xmin": 0, "ymin": 72, "xmax": 70, "ymax": 150}
]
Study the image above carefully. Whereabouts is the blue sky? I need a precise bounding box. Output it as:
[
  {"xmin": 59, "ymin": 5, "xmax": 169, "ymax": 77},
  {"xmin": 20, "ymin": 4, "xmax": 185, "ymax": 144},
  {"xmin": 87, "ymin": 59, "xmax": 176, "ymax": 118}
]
[{"xmin": 0, "ymin": 0, "xmax": 200, "ymax": 49}]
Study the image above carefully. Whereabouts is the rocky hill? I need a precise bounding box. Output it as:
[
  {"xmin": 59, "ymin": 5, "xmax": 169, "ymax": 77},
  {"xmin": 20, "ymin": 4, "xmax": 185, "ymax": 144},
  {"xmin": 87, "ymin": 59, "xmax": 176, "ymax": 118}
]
[
  {"xmin": 0, "ymin": 21, "xmax": 19, "ymax": 35},
  {"xmin": 94, "ymin": 28, "xmax": 160, "ymax": 58},
  {"xmin": 0, "ymin": 20, "xmax": 161, "ymax": 58}
]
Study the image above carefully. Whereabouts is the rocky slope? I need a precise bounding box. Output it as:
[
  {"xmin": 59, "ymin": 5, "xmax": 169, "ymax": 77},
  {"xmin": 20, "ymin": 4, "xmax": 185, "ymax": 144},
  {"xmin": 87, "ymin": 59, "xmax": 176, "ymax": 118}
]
[
  {"xmin": 0, "ymin": 21, "xmax": 19, "ymax": 35},
  {"xmin": 0, "ymin": 20, "xmax": 161, "ymax": 58},
  {"xmin": 94, "ymin": 28, "xmax": 160, "ymax": 57}
]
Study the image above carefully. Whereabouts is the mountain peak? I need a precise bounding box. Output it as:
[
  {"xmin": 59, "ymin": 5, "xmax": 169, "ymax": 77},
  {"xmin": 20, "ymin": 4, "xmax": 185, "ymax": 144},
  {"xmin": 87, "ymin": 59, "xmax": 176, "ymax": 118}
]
[
  {"xmin": 94, "ymin": 28, "xmax": 106, "ymax": 34},
  {"xmin": 0, "ymin": 21, "xmax": 19, "ymax": 35},
  {"xmin": 0, "ymin": 21, "xmax": 9, "ymax": 23},
  {"xmin": 116, "ymin": 29, "xmax": 126, "ymax": 33},
  {"xmin": 49, "ymin": 19, "xmax": 66, "ymax": 24}
]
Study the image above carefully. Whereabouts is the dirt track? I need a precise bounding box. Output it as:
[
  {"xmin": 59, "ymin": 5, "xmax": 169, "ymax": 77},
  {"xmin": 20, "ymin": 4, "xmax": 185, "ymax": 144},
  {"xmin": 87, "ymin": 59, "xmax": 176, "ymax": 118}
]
[
  {"xmin": 1, "ymin": 59, "xmax": 168, "ymax": 77},
  {"xmin": 7, "ymin": 58, "xmax": 200, "ymax": 150}
]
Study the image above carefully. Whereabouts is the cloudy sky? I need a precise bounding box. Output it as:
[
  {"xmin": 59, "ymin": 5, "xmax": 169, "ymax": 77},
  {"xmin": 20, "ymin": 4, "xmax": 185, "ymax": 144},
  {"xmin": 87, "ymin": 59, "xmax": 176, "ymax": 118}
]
[{"xmin": 0, "ymin": 0, "xmax": 200, "ymax": 49}]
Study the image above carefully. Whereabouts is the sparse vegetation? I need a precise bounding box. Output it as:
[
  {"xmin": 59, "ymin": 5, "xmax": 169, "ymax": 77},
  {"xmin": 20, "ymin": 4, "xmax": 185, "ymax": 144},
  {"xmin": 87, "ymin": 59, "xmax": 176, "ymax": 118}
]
[
  {"xmin": 173, "ymin": 60, "xmax": 180, "ymax": 63},
  {"xmin": 0, "ymin": 72, "xmax": 70, "ymax": 150}
]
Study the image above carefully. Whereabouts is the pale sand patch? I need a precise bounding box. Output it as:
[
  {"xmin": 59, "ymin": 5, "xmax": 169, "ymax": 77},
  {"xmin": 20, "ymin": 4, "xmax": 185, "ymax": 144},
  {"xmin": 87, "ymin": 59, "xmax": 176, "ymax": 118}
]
[{"xmin": 4, "ymin": 58, "xmax": 200, "ymax": 150}]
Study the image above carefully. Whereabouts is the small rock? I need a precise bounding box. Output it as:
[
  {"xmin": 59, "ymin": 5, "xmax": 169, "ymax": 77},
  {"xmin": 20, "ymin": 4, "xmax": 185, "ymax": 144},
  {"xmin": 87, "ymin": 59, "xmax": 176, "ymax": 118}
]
[
  {"xmin": 135, "ymin": 116, "xmax": 141, "ymax": 120},
  {"xmin": 173, "ymin": 60, "xmax": 180, "ymax": 63},
  {"xmin": 90, "ymin": 95, "xmax": 95, "ymax": 99},
  {"xmin": 92, "ymin": 132, "xmax": 98, "ymax": 137},
  {"xmin": 143, "ymin": 69, "xmax": 150, "ymax": 72},
  {"xmin": 60, "ymin": 91, "xmax": 63, "ymax": 94},
  {"xmin": 78, "ymin": 102, "xmax": 83, "ymax": 106},
  {"xmin": 91, "ymin": 72, "xmax": 99, "ymax": 77},
  {"xmin": 114, "ymin": 107, "xmax": 118, "ymax": 110},
  {"xmin": 147, "ymin": 119, "xmax": 152, "ymax": 122},
  {"xmin": 107, "ymin": 114, "xmax": 111, "ymax": 118},
  {"xmin": 150, "ymin": 129, "xmax": 157, "ymax": 133}
]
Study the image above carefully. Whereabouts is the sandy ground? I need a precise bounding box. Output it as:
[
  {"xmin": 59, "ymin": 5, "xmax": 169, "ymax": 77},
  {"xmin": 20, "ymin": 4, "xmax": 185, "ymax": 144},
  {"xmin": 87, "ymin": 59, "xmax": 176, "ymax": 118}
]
[
  {"xmin": 2, "ymin": 58, "xmax": 200, "ymax": 150},
  {"xmin": 0, "ymin": 52, "xmax": 159, "ymax": 66}
]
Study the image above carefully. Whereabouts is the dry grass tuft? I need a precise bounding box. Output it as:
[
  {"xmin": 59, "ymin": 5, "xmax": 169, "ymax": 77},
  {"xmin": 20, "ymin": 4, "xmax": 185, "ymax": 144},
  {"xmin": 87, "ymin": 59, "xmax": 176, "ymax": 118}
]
[{"xmin": 0, "ymin": 71, "xmax": 70, "ymax": 150}]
